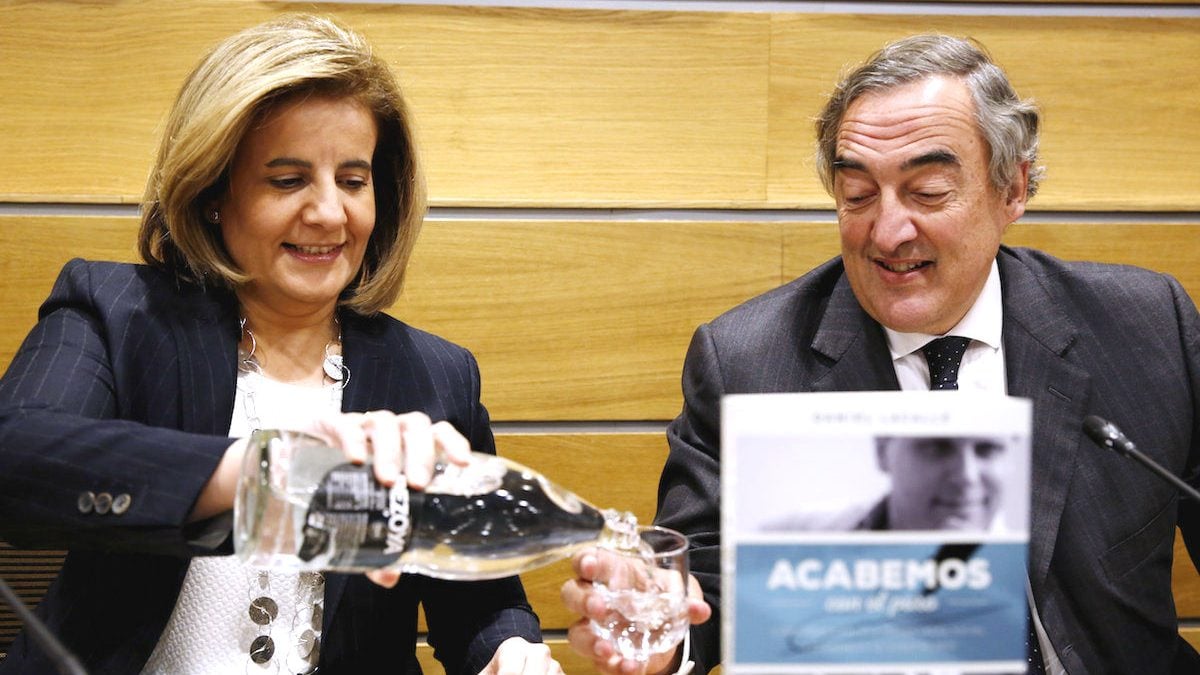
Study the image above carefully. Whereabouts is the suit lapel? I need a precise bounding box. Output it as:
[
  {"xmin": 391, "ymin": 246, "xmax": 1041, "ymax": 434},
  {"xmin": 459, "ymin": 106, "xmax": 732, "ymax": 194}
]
[
  {"xmin": 168, "ymin": 285, "xmax": 240, "ymax": 435},
  {"xmin": 810, "ymin": 272, "xmax": 901, "ymax": 392},
  {"xmin": 340, "ymin": 313, "xmax": 395, "ymax": 414},
  {"xmin": 997, "ymin": 250, "xmax": 1091, "ymax": 591}
]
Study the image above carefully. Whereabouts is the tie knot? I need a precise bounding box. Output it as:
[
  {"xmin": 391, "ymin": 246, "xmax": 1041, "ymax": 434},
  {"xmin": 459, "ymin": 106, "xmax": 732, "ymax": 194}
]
[{"xmin": 920, "ymin": 336, "xmax": 971, "ymax": 391}]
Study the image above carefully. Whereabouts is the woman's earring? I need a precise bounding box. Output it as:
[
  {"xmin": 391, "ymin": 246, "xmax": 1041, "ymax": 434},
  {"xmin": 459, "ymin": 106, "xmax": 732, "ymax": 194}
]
[{"xmin": 208, "ymin": 209, "xmax": 221, "ymax": 224}]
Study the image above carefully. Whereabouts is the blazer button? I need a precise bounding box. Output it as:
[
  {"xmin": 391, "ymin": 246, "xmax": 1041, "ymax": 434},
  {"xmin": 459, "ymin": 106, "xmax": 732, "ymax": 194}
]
[
  {"xmin": 112, "ymin": 493, "xmax": 132, "ymax": 515},
  {"xmin": 77, "ymin": 491, "xmax": 96, "ymax": 514},
  {"xmin": 94, "ymin": 492, "xmax": 113, "ymax": 515}
]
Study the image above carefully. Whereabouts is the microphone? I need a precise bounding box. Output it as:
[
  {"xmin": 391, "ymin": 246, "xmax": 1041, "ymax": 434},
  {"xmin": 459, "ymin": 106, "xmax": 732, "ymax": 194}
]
[
  {"xmin": 0, "ymin": 575, "xmax": 87, "ymax": 675},
  {"xmin": 1083, "ymin": 415, "xmax": 1200, "ymax": 503}
]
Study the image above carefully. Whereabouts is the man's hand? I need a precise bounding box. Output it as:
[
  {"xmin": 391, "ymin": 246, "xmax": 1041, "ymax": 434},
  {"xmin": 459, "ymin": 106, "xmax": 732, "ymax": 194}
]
[
  {"xmin": 478, "ymin": 637, "xmax": 564, "ymax": 675},
  {"xmin": 561, "ymin": 548, "xmax": 711, "ymax": 674}
]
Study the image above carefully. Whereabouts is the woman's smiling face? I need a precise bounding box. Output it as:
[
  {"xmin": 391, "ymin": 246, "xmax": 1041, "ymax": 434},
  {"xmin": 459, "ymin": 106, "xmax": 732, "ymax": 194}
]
[{"xmin": 219, "ymin": 95, "xmax": 378, "ymax": 316}]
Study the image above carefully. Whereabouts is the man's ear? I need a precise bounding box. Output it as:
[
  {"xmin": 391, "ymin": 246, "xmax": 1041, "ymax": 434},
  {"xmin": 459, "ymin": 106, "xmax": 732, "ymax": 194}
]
[{"xmin": 1003, "ymin": 161, "xmax": 1030, "ymax": 222}]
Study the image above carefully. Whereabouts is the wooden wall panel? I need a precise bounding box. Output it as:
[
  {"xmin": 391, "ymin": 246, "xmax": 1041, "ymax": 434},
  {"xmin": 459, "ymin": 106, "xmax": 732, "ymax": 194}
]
[
  {"xmin": 498, "ymin": 432, "xmax": 666, "ymax": 527},
  {"xmin": 1003, "ymin": 222, "xmax": 1200, "ymax": 297},
  {"xmin": 0, "ymin": 215, "xmax": 781, "ymax": 421},
  {"xmin": 368, "ymin": 6, "xmax": 770, "ymax": 207},
  {"xmin": 3, "ymin": 4, "xmax": 1197, "ymax": 210},
  {"xmin": 0, "ymin": 3, "xmax": 266, "ymax": 204},
  {"xmin": 0, "ymin": 216, "xmax": 139, "ymax": 367},
  {"xmin": 397, "ymin": 219, "xmax": 782, "ymax": 420},
  {"xmin": 768, "ymin": 14, "xmax": 1200, "ymax": 211},
  {"xmin": 781, "ymin": 221, "xmax": 842, "ymax": 282},
  {"xmin": 0, "ymin": 2, "xmax": 769, "ymax": 207},
  {"xmin": 6, "ymin": 217, "xmax": 1198, "ymax": 423}
]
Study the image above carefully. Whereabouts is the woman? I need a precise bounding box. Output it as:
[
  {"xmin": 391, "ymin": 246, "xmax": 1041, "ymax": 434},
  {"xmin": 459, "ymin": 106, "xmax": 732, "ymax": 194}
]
[{"xmin": 0, "ymin": 15, "xmax": 559, "ymax": 675}]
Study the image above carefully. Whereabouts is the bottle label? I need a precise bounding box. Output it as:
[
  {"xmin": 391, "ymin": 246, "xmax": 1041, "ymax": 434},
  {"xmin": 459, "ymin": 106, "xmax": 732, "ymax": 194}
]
[
  {"xmin": 298, "ymin": 463, "xmax": 412, "ymax": 567},
  {"xmin": 383, "ymin": 482, "xmax": 410, "ymax": 555}
]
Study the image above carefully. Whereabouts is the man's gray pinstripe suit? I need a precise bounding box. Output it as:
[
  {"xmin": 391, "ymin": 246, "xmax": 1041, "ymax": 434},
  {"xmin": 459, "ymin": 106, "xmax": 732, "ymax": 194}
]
[{"xmin": 658, "ymin": 246, "xmax": 1200, "ymax": 674}]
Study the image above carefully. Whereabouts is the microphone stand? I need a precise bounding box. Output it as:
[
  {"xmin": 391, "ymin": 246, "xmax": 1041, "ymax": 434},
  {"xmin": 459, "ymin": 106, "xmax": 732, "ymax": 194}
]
[
  {"xmin": 1083, "ymin": 414, "xmax": 1200, "ymax": 503},
  {"xmin": 0, "ymin": 575, "xmax": 87, "ymax": 675}
]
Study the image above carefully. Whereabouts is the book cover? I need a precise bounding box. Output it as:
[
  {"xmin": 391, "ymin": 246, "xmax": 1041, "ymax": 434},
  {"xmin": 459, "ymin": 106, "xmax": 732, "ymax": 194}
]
[{"xmin": 721, "ymin": 392, "xmax": 1031, "ymax": 674}]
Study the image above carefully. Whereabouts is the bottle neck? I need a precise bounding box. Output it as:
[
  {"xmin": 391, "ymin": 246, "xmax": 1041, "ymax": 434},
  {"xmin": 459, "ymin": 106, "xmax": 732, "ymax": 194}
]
[{"xmin": 597, "ymin": 509, "xmax": 642, "ymax": 552}]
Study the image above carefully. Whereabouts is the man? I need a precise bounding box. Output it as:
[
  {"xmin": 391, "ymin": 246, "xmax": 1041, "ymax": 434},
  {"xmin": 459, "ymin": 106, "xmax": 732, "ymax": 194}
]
[
  {"xmin": 870, "ymin": 435, "xmax": 1011, "ymax": 531},
  {"xmin": 563, "ymin": 34, "xmax": 1200, "ymax": 674},
  {"xmin": 757, "ymin": 435, "xmax": 1014, "ymax": 533}
]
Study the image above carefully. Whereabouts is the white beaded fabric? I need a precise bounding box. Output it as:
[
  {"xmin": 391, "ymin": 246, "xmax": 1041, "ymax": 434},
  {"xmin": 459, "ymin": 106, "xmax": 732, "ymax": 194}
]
[
  {"xmin": 142, "ymin": 556, "xmax": 322, "ymax": 674},
  {"xmin": 141, "ymin": 369, "xmax": 341, "ymax": 674}
]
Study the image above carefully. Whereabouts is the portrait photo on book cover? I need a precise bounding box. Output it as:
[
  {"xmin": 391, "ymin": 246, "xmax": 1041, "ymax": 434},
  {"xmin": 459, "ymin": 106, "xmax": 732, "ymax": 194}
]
[{"xmin": 735, "ymin": 433, "xmax": 1030, "ymax": 535}]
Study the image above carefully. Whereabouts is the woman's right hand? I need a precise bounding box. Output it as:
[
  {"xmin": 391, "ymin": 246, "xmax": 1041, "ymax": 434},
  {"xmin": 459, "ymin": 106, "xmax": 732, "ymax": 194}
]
[
  {"xmin": 301, "ymin": 409, "xmax": 472, "ymax": 490},
  {"xmin": 194, "ymin": 410, "xmax": 472, "ymax": 520},
  {"xmin": 302, "ymin": 409, "xmax": 473, "ymax": 588}
]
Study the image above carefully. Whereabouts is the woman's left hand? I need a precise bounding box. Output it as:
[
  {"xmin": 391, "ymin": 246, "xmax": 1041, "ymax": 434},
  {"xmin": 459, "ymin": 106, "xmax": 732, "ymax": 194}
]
[
  {"xmin": 301, "ymin": 409, "xmax": 473, "ymax": 589},
  {"xmin": 478, "ymin": 637, "xmax": 565, "ymax": 675}
]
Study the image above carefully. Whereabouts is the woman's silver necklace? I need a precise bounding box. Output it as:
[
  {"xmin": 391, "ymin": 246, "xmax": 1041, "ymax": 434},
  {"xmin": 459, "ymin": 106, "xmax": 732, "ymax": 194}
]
[
  {"xmin": 237, "ymin": 317, "xmax": 350, "ymax": 432},
  {"xmin": 236, "ymin": 317, "xmax": 347, "ymax": 673}
]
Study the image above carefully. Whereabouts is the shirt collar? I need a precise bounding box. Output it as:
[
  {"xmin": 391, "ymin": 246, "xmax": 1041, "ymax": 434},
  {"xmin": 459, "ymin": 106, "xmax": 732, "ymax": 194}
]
[{"xmin": 884, "ymin": 259, "xmax": 1003, "ymax": 360}]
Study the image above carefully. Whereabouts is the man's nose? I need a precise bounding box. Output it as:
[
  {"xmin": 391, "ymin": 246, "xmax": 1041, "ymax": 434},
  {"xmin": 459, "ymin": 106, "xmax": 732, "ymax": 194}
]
[{"xmin": 870, "ymin": 191, "xmax": 918, "ymax": 252}]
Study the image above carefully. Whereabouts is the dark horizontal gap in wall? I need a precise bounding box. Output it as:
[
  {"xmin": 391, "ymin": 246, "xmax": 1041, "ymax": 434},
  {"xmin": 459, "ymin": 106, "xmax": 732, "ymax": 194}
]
[
  {"xmin": 1, "ymin": 203, "xmax": 1197, "ymax": 225},
  {"xmin": 492, "ymin": 421, "xmax": 669, "ymax": 434}
]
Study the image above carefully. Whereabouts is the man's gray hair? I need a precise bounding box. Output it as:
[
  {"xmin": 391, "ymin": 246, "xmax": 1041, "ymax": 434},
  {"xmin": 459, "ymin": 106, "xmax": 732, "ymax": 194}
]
[{"xmin": 815, "ymin": 34, "xmax": 1044, "ymax": 199}]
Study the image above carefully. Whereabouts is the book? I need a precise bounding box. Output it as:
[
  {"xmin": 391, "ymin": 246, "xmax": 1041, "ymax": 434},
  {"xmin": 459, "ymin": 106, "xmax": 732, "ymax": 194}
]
[{"xmin": 721, "ymin": 391, "xmax": 1031, "ymax": 674}]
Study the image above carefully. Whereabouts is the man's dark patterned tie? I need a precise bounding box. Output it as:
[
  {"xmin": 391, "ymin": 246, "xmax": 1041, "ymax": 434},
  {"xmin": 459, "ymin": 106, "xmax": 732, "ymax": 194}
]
[
  {"xmin": 920, "ymin": 336, "xmax": 971, "ymax": 390},
  {"xmin": 1026, "ymin": 614, "xmax": 1047, "ymax": 674}
]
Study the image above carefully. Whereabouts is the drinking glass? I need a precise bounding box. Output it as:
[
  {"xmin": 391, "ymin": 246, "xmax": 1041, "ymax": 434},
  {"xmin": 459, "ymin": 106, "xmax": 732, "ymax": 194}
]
[{"xmin": 589, "ymin": 525, "xmax": 690, "ymax": 665}]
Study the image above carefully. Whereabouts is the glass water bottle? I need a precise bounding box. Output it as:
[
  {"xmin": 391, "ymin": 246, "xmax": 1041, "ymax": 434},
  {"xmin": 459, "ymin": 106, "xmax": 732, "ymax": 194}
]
[{"xmin": 234, "ymin": 429, "xmax": 639, "ymax": 580}]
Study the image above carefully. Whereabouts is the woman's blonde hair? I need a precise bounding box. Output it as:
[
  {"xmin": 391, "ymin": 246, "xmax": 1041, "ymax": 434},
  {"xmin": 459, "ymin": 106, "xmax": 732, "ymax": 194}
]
[{"xmin": 138, "ymin": 14, "xmax": 425, "ymax": 315}]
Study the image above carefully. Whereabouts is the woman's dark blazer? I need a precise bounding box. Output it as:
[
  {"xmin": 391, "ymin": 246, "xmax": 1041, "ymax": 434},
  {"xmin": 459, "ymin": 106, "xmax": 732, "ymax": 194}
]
[{"xmin": 0, "ymin": 259, "xmax": 540, "ymax": 674}]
